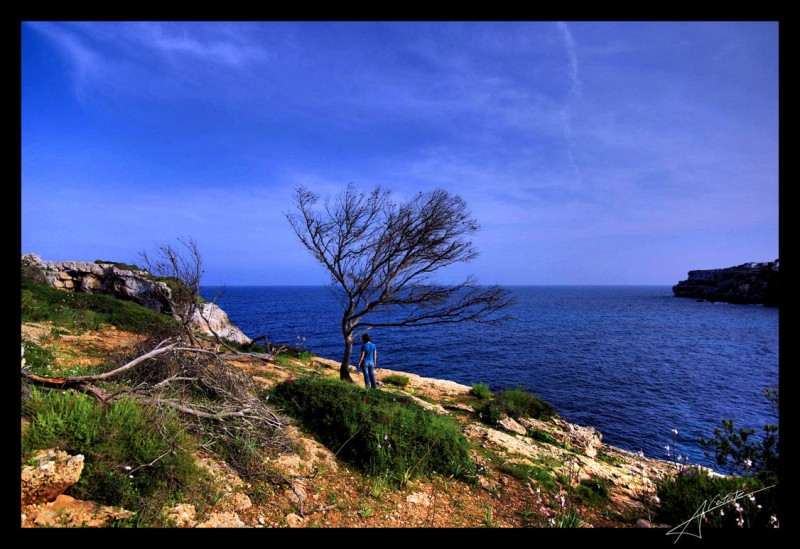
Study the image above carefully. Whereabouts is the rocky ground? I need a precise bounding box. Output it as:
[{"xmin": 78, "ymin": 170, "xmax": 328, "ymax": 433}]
[{"xmin": 21, "ymin": 321, "xmax": 688, "ymax": 529}]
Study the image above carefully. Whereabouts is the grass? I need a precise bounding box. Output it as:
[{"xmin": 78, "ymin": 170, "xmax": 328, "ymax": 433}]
[
  {"xmin": 271, "ymin": 375, "xmax": 476, "ymax": 486},
  {"xmin": 499, "ymin": 461, "xmax": 558, "ymax": 491},
  {"xmin": 469, "ymin": 382, "xmax": 492, "ymax": 399},
  {"xmin": 529, "ymin": 429, "xmax": 558, "ymax": 445},
  {"xmin": 570, "ymin": 477, "xmax": 612, "ymax": 507},
  {"xmin": 21, "ymin": 338, "xmax": 56, "ymax": 374},
  {"xmin": 273, "ymin": 349, "xmax": 315, "ymax": 368},
  {"xmin": 383, "ymin": 374, "xmax": 410, "ymax": 387}
]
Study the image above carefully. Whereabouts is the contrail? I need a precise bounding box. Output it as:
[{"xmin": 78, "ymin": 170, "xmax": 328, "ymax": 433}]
[
  {"xmin": 556, "ymin": 22, "xmax": 583, "ymax": 186},
  {"xmin": 557, "ymin": 21, "xmax": 581, "ymax": 99}
]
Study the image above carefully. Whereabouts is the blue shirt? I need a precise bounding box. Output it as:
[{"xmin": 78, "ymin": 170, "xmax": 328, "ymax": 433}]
[{"xmin": 360, "ymin": 342, "xmax": 376, "ymax": 366}]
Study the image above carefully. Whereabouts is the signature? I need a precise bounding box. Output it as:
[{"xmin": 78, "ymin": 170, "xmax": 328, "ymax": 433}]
[{"xmin": 665, "ymin": 484, "xmax": 775, "ymax": 543}]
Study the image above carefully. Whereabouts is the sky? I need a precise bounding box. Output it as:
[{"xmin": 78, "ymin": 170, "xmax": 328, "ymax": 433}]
[{"xmin": 20, "ymin": 21, "xmax": 779, "ymax": 286}]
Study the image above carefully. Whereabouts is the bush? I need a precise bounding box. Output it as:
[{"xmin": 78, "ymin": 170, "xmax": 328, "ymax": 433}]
[
  {"xmin": 655, "ymin": 469, "xmax": 778, "ymax": 528},
  {"xmin": 495, "ymin": 387, "xmax": 556, "ymax": 420},
  {"xmin": 469, "ymin": 382, "xmax": 492, "ymax": 399},
  {"xmin": 21, "ymin": 388, "xmax": 202, "ymax": 524},
  {"xmin": 474, "ymin": 399, "xmax": 504, "ymax": 424},
  {"xmin": 271, "ymin": 376, "xmax": 475, "ymax": 485},
  {"xmin": 475, "ymin": 386, "xmax": 556, "ymax": 425},
  {"xmin": 384, "ymin": 374, "xmax": 410, "ymax": 387},
  {"xmin": 21, "ymin": 276, "xmax": 180, "ymax": 335}
]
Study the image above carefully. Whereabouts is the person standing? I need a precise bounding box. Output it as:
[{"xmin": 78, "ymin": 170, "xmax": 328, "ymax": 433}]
[{"xmin": 357, "ymin": 333, "xmax": 378, "ymax": 389}]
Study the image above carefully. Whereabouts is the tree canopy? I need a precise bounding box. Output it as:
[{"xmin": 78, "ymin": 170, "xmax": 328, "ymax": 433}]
[{"xmin": 287, "ymin": 184, "xmax": 514, "ymax": 381}]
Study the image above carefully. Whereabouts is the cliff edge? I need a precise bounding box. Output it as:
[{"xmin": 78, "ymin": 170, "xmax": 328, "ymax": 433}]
[
  {"xmin": 21, "ymin": 253, "xmax": 251, "ymax": 344},
  {"xmin": 672, "ymin": 260, "xmax": 779, "ymax": 306}
]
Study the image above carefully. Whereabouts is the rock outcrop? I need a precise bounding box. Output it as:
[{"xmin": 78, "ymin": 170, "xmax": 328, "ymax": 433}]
[
  {"xmin": 21, "ymin": 449, "xmax": 85, "ymax": 506},
  {"xmin": 21, "ymin": 253, "xmax": 251, "ymax": 343},
  {"xmin": 672, "ymin": 260, "xmax": 779, "ymax": 306},
  {"xmin": 21, "ymin": 449, "xmax": 135, "ymax": 528}
]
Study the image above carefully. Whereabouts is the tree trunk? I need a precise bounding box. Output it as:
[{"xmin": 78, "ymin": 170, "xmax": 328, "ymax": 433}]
[{"xmin": 340, "ymin": 338, "xmax": 354, "ymax": 382}]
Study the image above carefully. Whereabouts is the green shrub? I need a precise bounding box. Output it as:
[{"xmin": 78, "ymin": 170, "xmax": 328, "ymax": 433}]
[
  {"xmin": 21, "ymin": 388, "xmax": 202, "ymax": 523},
  {"xmin": 655, "ymin": 469, "xmax": 778, "ymax": 528},
  {"xmin": 699, "ymin": 387, "xmax": 779, "ymax": 479},
  {"xmin": 475, "ymin": 386, "xmax": 556, "ymax": 425},
  {"xmin": 495, "ymin": 387, "xmax": 556, "ymax": 420},
  {"xmin": 474, "ymin": 399, "xmax": 503, "ymax": 424},
  {"xmin": 21, "ymin": 276, "xmax": 180, "ymax": 335},
  {"xmin": 469, "ymin": 382, "xmax": 492, "ymax": 399},
  {"xmin": 384, "ymin": 374, "xmax": 410, "ymax": 387},
  {"xmin": 271, "ymin": 376, "xmax": 475, "ymax": 485}
]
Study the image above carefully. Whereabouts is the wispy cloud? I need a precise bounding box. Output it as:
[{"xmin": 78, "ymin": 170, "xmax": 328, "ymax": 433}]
[{"xmin": 555, "ymin": 22, "xmax": 584, "ymax": 187}]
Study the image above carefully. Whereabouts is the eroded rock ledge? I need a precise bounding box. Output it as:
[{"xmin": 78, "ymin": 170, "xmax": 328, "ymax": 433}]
[{"xmin": 21, "ymin": 253, "xmax": 251, "ymax": 344}]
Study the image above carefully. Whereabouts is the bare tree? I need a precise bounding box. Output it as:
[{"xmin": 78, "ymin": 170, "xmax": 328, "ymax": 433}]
[
  {"xmin": 286, "ymin": 184, "xmax": 515, "ymax": 382},
  {"xmin": 140, "ymin": 237, "xmax": 204, "ymax": 347}
]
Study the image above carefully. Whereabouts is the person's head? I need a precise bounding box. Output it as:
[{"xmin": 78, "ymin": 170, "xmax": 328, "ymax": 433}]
[{"xmin": 362, "ymin": 334, "xmax": 371, "ymax": 343}]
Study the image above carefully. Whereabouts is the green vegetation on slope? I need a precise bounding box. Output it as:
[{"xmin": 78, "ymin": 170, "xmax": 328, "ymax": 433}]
[
  {"xmin": 22, "ymin": 388, "xmax": 204, "ymax": 526},
  {"xmin": 21, "ymin": 274, "xmax": 180, "ymax": 335},
  {"xmin": 272, "ymin": 375, "xmax": 476, "ymax": 486}
]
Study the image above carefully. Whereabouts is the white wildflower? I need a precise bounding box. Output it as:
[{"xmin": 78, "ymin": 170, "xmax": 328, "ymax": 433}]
[
  {"xmin": 744, "ymin": 459, "xmax": 752, "ymax": 468},
  {"xmin": 672, "ymin": 428, "xmax": 679, "ymax": 436}
]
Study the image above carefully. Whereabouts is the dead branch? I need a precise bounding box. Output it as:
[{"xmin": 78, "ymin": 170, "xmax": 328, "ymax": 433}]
[{"xmin": 21, "ymin": 339, "xmax": 179, "ymax": 387}]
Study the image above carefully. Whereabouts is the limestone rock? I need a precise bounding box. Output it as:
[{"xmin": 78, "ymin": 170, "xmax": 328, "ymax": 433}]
[
  {"xmin": 197, "ymin": 512, "xmax": 245, "ymax": 528},
  {"xmin": 552, "ymin": 418, "xmax": 603, "ymax": 457},
  {"xmin": 165, "ymin": 504, "xmax": 197, "ymax": 528},
  {"xmin": 21, "ymin": 450, "xmax": 84, "ymax": 505},
  {"xmin": 285, "ymin": 513, "xmax": 304, "ymax": 528},
  {"xmin": 405, "ymin": 492, "xmax": 432, "ymax": 506},
  {"xmin": 22, "ymin": 494, "xmax": 134, "ymax": 528},
  {"xmin": 20, "ymin": 253, "xmax": 251, "ymax": 343},
  {"xmin": 192, "ymin": 303, "xmax": 251, "ymax": 345},
  {"xmin": 497, "ymin": 416, "xmax": 527, "ymax": 436}
]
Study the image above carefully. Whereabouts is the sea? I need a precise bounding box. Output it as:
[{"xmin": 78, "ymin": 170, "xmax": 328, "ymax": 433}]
[{"xmin": 200, "ymin": 285, "xmax": 779, "ymax": 470}]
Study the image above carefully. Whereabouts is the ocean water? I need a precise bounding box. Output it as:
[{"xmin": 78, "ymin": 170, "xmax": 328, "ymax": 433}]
[{"xmin": 200, "ymin": 285, "xmax": 779, "ymax": 469}]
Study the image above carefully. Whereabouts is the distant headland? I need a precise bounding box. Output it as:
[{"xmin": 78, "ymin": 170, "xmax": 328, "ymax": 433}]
[{"xmin": 672, "ymin": 260, "xmax": 779, "ymax": 307}]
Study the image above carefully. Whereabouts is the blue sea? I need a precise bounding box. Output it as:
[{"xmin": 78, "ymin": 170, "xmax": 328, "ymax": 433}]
[{"xmin": 200, "ymin": 285, "xmax": 779, "ymax": 470}]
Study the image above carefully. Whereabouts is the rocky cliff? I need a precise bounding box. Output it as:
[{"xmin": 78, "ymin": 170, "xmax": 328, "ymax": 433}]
[
  {"xmin": 672, "ymin": 260, "xmax": 779, "ymax": 306},
  {"xmin": 21, "ymin": 253, "xmax": 251, "ymax": 344}
]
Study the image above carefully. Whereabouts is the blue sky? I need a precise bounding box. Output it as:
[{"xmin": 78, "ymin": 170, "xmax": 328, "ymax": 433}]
[{"xmin": 21, "ymin": 21, "xmax": 779, "ymax": 285}]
